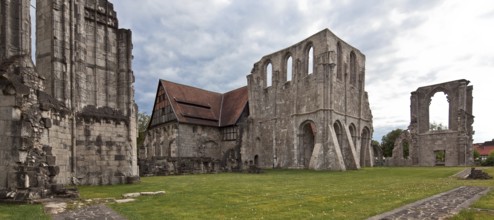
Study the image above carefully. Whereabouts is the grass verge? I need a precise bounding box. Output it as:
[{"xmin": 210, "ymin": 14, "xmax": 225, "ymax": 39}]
[{"xmin": 0, "ymin": 203, "xmax": 49, "ymax": 220}]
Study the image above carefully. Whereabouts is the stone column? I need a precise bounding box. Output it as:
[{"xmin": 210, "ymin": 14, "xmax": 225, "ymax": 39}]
[{"xmin": 0, "ymin": 0, "xmax": 31, "ymax": 62}]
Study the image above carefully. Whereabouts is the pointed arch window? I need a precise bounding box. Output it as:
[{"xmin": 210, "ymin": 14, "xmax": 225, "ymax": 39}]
[
  {"xmin": 350, "ymin": 51, "xmax": 357, "ymax": 86},
  {"xmin": 429, "ymin": 91, "xmax": 449, "ymax": 130},
  {"xmin": 266, "ymin": 62, "xmax": 273, "ymax": 87},
  {"xmin": 337, "ymin": 42, "xmax": 343, "ymax": 80},
  {"xmin": 286, "ymin": 55, "xmax": 293, "ymax": 81},
  {"xmin": 307, "ymin": 46, "xmax": 314, "ymax": 75}
]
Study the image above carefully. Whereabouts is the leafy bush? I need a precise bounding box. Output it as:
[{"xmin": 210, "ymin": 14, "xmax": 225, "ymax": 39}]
[{"xmin": 482, "ymin": 151, "xmax": 494, "ymax": 166}]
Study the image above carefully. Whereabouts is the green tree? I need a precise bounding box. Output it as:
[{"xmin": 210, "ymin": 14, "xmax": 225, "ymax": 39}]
[
  {"xmin": 482, "ymin": 151, "xmax": 494, "ymax": 166},
  {"xmin": 137, "ymin": 112, "xmax": 150, "ymax": 147},
  {"xmin": 381, "ymin": 129, "xmax": 403, "ymax": 157},
  {"xmin": 371, "ymin": 140, "xmax": 380, "ymax": 153},
  {"xmin": 429, "ymin": 122, "xmax": 447, "ymax": 131},
  {"xmin": 473, "ymin": 149, "xmax": 480, "ymax": 162},
  {"xmin": 402, "ymin": 140, "xmax": 410, "ymax": 159}
]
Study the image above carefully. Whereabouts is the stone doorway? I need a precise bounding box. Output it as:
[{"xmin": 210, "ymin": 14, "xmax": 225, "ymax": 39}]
[{"xmin": 299, "ymin": 121, "xmax": 316, "ymax": 168}]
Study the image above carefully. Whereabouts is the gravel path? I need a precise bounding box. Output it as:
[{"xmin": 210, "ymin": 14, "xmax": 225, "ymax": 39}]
[
  {"xmin": 367, "ymin": 186, "xmax": 490, "ymax": 220},
  {"xmin": 51, "ymin": 204, "xmax": 126, "ymax": 220}
]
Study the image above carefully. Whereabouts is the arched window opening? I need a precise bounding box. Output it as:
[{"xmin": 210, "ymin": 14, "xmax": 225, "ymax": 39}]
[
  {"xmin": 337, "ymin": 42, "xmax": 343, "ymax": 80},
  {"xmin": 333, "ymin": 122, "xmax": 343, "ymax": 148},
  {"xmin": 266, "ymin": 62, "xmax": 272, "ymax": 87},
  {"xmin": 307, "ymin": 46, "xmax": 314, "ymax": 75},
  {"xmin": 349, "ymin": 124, "xmax": 357, "ymax": 147},
  {"xmin": 286, "ymin": 56, "xmax": 292, "ymax": 81},
  {"xmin": 350, "ymin": 51, "xmax": 357, "ymax": 86},
  {"xmin": 402, "ymin": 139, "xmax": 409, "ymax": 159},
  {"xmin": 429, "ymin": 91, "xmax": 449, "ymax": 131},
  {"xmin": 254, "ymin": 155, "xmax": 259, "ymax": 167}
]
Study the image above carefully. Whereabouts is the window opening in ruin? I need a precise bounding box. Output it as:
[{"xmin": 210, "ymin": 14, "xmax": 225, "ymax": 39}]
[
  {"xmin": 337, "ymin": 42, "xmax": 343, "ymax": 81},
  {"xmin": 429, "ymin": 91, "xmax": 449, "ymax": 131},
  {"xmin": 349, "ymin": 124, "xmax": 357, "ymax": 148},
  {"xmin": 222, "ymin": 126, "xmax": 238, "ymax": 141},
  {"xmin": 254, "ymin": 155, "xmax": 259, "ymax": 167},
  {"xmin": 266, "ymin": 63, "xmax": 273, "ymax": 87},
  {"xmin": 402, "ymin": 139, "xmax": 409, "ymax": 159},
  {"xmin": 286, "ymin": 56, "xmax": 293, "ymax": 81},
  {"xmin": 333, "ymin": 122, "xmax": 343, "ymax": 148},
  {"xmin": 30, "ymin": 0, "xmax": 36, "ymax": 62},
  {"xmin": 307, "ymin": 46, "xmax": 314, "ymax": 74},
  {"xmin": 350, "ymin": 51, "xmax": 357, "ymax": 86},
  {"xmin": 434, "ymin": 150, "xmax": 446, "ymax": 166}
]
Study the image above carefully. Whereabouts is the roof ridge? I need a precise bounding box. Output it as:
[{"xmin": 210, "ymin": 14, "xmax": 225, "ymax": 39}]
[{"xmin": 160, "ymin": 79, "xmax": 223, "ymax": 95}]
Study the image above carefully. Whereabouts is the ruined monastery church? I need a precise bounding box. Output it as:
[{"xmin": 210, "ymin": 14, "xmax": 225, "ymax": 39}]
[{"xmin": 139, "ymin": 29, "xmax": 374, "ymax": 174}]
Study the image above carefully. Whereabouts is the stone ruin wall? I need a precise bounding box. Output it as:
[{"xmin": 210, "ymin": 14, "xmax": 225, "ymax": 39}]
[
  {"xmin": 0, "ymin": 0, "xmax": 137, "ymax": 201},
  {"xmin": 389, "ymin": 80, "xmax": 474, "ymax": 166},
  {"xmin": 36, "ymin": 0, "xmax": 134, "ymax": 114},
  {"xmin": 34, "ymin": 0, "xmax": 138, "ymax": 183},
  {"xmin": 244, "ymin": 29, "xmax": 373, "ymax": 171}
]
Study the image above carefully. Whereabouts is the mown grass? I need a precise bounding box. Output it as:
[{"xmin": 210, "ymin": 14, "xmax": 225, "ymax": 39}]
[
  {"xmin": 1, "ymin": 167, "xmax": 493, "ymax": 219},
  {"xmin": 0, "ymin": 203, "xmax": 49, "ymax": 220},
  {"xmin": 79, "ymin": 167, "xmax": 493, "ymax": 219}
]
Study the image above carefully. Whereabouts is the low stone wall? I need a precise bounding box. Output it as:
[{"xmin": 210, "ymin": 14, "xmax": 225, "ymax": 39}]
[{"xmin": 139, "ymin": 157, "xmax": 222, "ymax": 176}]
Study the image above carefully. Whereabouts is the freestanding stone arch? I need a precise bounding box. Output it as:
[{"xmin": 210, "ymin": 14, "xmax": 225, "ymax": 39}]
[{"xmin": 407, "ymin": 79, "xmax": 474, "ymax": 166}]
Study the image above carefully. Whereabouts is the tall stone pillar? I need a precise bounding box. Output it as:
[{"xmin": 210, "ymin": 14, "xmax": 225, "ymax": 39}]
[{"xmin": 0, "ymin": 0, "xmax": 31, "ymax": 62}]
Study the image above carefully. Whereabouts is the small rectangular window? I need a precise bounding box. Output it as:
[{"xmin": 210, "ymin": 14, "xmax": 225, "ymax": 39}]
[{"xmin": 222, "ymin": 126, "xmax": 238, "ymax": 141}]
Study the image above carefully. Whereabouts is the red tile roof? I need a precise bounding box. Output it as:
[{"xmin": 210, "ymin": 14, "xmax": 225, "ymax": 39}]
[
  {"xmin": 220, "ymin": 86, "xmax": 248, "ymax": 127},
  {"xmin": 474, "ymin": 144, "xmax": 494, "ymax": 156},
  {"xmin": 154, "ymin": 80, "xmax": 248, "ymax": 127}
]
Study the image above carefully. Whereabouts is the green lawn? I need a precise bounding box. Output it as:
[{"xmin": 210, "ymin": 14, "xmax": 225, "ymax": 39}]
[
  {"xmin": 0, "ymin": 203, "xmax": 49, "ymax": 220},
  {"xmin": 1, "ymin": 167, "xmax": 493, "ymax": 219}
]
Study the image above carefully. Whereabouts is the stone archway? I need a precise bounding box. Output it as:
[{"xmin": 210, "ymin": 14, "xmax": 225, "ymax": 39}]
[
  {"xmin": 360, "ymin": 127, "xmax": 371, "ymax": 167},
  {"xmin": 299, "ymin": 121, "xmax": 316, "ymax": 168}
]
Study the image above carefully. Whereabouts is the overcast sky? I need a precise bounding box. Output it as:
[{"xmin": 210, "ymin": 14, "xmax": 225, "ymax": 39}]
[{"xmin": 107, "ymin": 0, "xmax": 493, "ymax": 142}]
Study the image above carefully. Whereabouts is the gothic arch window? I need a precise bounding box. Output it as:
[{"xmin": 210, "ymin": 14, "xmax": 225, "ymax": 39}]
[
  {"xmin": 285, "ymin": 54, "xmax": 293, "ymax": 81},
  {"xmin": 265, "ymin": 62, "xmax": 273, "ymax": 87},
  {"xmin": 337, "ymin": 42, "xmax": 343, "ymax": 81},
  {"xmin": 333, "ymin": 121, "xmax": 343, "ymax": 148},
  {"xmin": 307, "ymin": 45, "xmax": 314, "ymax": 75},
  {"xmin": 349, "ymin": 123, "xmax": 357, "ymax": 147},
  {"xmin": 429, "ymin": 91, "xmax": 449, "ymax": 131},
  {"xmin": 350, "ymin": 51, "xmax": 357, "ymax": 86}
]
